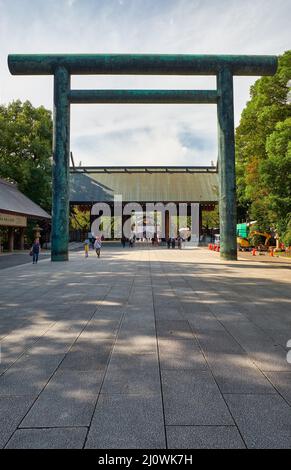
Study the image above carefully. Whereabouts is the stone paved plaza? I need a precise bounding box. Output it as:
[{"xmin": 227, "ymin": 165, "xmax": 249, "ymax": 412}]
[{"xmin": 0, "ymin": 246, "xmax": 291, "ymax": 449}]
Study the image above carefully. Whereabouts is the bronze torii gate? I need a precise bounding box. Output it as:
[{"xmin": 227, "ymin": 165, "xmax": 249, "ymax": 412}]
[{"xmin": 8, "ymin": 54, "xmax": 277, "ymax": 261}]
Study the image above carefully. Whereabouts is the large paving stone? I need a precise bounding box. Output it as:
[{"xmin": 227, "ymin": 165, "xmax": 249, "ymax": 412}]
[
  {"xmin": 158, "ymin": 338, "xmax": 207, "ymax": 370},
  {"xmin": 0, "ymin": 337, "xmax": 52, "ymax": 373},
  {"xmin": 264, "ymin": 371, "xmax": 291, "ymax": 406},
  {"xmin": 204, "ymin": 352, "xmax": 276, "ymax": 394},
  {"xmin": 156, "ymin": 320, "xmax": 194, "ymax": 340},
  {"xmin": 263, "ymin": 328, "xmax": 291, "ymax": 349},
  {"xmin": 154, "ymin": 301, "xmax": 182, "ymax": 312},
  {"xmin": 187, "ymin": 313, "xmax": 225, "ymax": 332},
  {"xmin": 224, "ymin": 322, "xmax": 291, "ymax": 371},
  {"xmin": 154, "ymin": 307, "xmax": 185, "ymax": 321},
  {"xmin": 117, "ymin": 323, "xmax": 156, "ymax": 340},
  {"xmin": 102, "ymin": 363, "xmax": 160, "ymax": 395},
  {"xmin": 80, "ymin": 318, "xmax": 121, "ymax": 340},
  {"xmin": 21, "ymin": 337, "xmax": 74, "ymax": 356},
  {"xmin": 197, "ymin": 329, "xmax": 244, "ymax": 354},
  {"xmin": 225, "ymin": 394, "xmax": 291, "ymax": 448},
  {"xmin": 179, "ymin": 299, "xmax": 213, "ymax": 315},
  {"xmin": 0, "ymin": 357, "xmax": 62, "ymax": 397},
  {"xmin": 108, "ymin": 352, "xmax": 159, "ymax": 370},
  {"xmin": 162, "ymin": 370, "xmax": 234, "ymax": 425},
  {"xmin": 20, "ymin": 369, "xmax": 103, "ymax": 428},
  {"xmin": 207, "ymin": 303, "xmax": 249, "ymax": 324},
  {"xmin": 166, "ymin": 425, "xmax": 246, "ymax": 449},
  {"xmin": 180, "ymin": 299, "xmax": 213, "ymax": 315},
  {"xmin": 6, "ymin": 427, "xmax": 87, "ymax": 449},
  {"xmin": 60, "ymin": 339, "xmax": 114, "ymax": 370},
  {"xmin": 85, "ymin": 394, "xmax": 165, "ymax": 449},
  {"xmin": 113, "ymin": 335, "xmax": 157, "ymax": 355},
  {"xmin": 0, "ymin": 396, "xmax": 34, "ymax": 448}
]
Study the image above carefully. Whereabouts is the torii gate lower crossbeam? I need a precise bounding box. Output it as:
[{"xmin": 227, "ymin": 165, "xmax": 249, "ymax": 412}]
[{"xmin": 8, "ymin": 54, "xmax": 278, "ymax": 261}]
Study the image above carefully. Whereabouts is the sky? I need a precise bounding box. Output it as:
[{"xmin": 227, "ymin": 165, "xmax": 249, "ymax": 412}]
[{"xmin": 0, "ymin": 0, "xmax": 290, "ymax": 167}]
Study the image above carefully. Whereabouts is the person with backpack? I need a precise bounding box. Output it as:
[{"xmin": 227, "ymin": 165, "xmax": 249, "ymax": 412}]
[{"xmin": 94, "ymin": 237, "xmax": 102, "ymax": 258}]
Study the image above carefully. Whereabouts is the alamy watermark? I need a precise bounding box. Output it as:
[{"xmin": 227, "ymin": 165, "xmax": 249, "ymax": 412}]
[{"xmin": 90, "ymin": 195, "xmax": 200, "ymax": 242}]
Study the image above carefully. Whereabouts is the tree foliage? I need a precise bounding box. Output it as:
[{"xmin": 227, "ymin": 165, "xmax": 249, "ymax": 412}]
[
  {"xmin": 202, "ymin": 206, "xmax": 219, "ymax": 230},
  {"xmin": 70, "ymin": 205, "xmax": 90, "ymax": 231},
  {"xmin": 0, "ymin": 100, "xmax": 53, "ymax": 211},
  {"xmin": 236, "ymin": 50, "xmax": 291, "ymax": 243}
]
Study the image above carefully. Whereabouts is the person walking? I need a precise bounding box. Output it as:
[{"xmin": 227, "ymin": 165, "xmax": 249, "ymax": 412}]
[
  {"xmin": 94, "ymin": 237, "xmax": 102, "ymax": 258},
  {"xmin": 129, "ymin": 233, "xmax": 136, "ymax": 248},
  {"xmin": 167, "ymin": 237, "xmax": 171, "ymax": 249},
  {"xmin": 31, "ymin": 238, "xmax": 41, "ymax": 264},
  {"xmin": 84, "ymin": 238, "xmax": 90, "ymax": 258},
  {"xmin": 171, "ymin": 237, "xmax": 176, "ymax": 249}
]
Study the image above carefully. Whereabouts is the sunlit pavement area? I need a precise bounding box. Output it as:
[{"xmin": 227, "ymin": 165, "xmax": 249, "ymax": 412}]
[{"xmin": 0, "ymin": 245, "xmax": 291, "ymax": 449}]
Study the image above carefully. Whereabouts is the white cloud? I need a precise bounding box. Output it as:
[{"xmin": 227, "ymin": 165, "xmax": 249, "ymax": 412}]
[{"xmin": 0, "ymin": 0, "xmax": 290, "ymax": 166}]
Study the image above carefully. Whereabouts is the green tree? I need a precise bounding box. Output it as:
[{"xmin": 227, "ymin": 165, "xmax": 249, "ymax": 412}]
[
  {"xmin": 202, "ymin": 206, "xmax": 219, "ymax": 230},
  {"xmin": 0, "ymin": 100, "xmax": 53, "ymax": 211},
  {"xmin": 282, "ymin": 215, "xmax": 291, "ymax": 247},
  {"xmin": 261, "ymin": 117, "xmax": 291, "ymax": 231},
  {"xmin": 70, "ymin": 205, "xmax": 90, "ymax": 231},
  {"xmin": 236, "ymin": 50, "xmax": 291, "ymax": 241}
]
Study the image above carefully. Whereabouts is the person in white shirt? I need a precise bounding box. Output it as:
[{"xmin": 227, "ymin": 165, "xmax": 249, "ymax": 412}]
[{"xmin": 94, "ymin": 237, "xmax": 102, "ymax": 258}]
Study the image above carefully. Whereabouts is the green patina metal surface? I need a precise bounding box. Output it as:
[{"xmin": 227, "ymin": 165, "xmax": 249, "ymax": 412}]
[
  {"xmin": 51, "ymin": 66, "xmax": 70, "ymax": 261},
  {"xmin": 7, "ymin": 53, "xmax": 278, "ymax": 261},
  {"xmin": 217, "ymin": 68, "xmax": 237, "ymax": 260},
  {"xmin": 8, "ymin": 54, "xmax": 277, "ymax": 76},
  {"xmin": 68, "ymin": 89, "xmax": 218, "ymax": 104},
  {"xmin": 69, "ymin": 170, "xmax": 219, "ymax": 203}
]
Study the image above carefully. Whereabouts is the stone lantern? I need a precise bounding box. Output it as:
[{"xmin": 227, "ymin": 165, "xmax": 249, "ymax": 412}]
[{"xmin": 33, "ymin": 224, "xmax": 43, "ymax": 240}]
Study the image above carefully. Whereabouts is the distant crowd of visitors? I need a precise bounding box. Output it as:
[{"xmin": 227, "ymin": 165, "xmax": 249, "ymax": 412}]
[
  {"xmin": 120, "ymin": 235, "xmax": 185, "ymax": 249},
  {"xmin": 166, "ymin": 236, "xmax": 184, "ymax": 249}
]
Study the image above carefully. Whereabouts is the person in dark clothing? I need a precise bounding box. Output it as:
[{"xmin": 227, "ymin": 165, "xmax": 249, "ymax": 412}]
[
  {"xmin": 171, "ymin": 238, "xmax": 176, "ymax": 249},
  {"xmin": 31, "ymin": 238, "xmax": 40, "ymax": 264},
  {"xmin": 167, "ymin": 238, "xmax": 171, "ymax": 249}
]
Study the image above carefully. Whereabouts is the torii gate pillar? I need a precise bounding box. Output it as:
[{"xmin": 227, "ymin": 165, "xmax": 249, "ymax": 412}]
[
  {"xmin": 217, "ymin": 68, "xmax": 237, "ymax": 260},
  {"xmin": 52, "ymin": 67, "xmax": 71, "ymax": 261}
]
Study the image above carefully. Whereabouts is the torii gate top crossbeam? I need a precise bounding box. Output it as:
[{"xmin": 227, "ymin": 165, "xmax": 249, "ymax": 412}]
[{"xmin": 8, "ymin": 54, "xmax": 277, "ymax": 76}]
